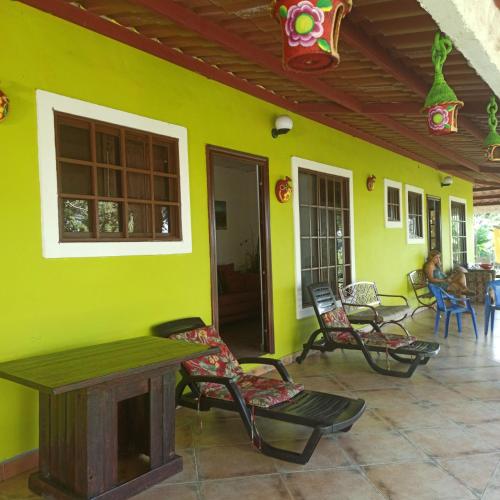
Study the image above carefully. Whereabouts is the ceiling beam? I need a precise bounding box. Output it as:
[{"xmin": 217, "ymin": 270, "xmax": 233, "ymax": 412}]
[
  {"xmin": 341, "ymin": 20, "xmax": 486, "ymax": 141},
  {"xmin": 473, "ymin": 194, "xmax": 500, "ymax": 200},
  {"xmin": 16, "ymin": 0, "xmax": 441, "ymax": 169},
  {"xmin": 474, "ymin": 187, "xmax": 500, "ymax": 192},
  {"xmin": 127, "ymin": 0, "xmax": 481, "ymax": 173}
]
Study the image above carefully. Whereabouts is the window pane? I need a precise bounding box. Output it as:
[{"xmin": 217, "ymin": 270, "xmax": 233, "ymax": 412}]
[
  {"xmin": 63, "ymin": 199, "xmax": 92, "ymax": 234},
  {"xmin": 128, "ymin": 203, "xmax": 152, "ymax": 236},
  {"xmin": 311, "ymin": 208, "xmax": 318, "ymax": 237},
  {"xmin": 311, "ymin": 239, "xmax": 319, "ymax": 267},
  {"xmin": 319, "ymin": 209, "xmax": 327, "ymax": 236},
  {"xmin": 154, "ymin": 176, "xmax": 178, "ymax": 202},
  {"xmin": 300, "ymin": 207, "xmax": 311, "ymax": 237},
  {"xmin": 153, "ymin": 142, "xmax": 177, "ymax": 173},
  {"xmin": 98, "ymin": 201, "xmax": 121, "ymax": 233},
  {"xmin": 298, "ymin": 172, "xmax": 316, "ymax": 205},
  {"xmin": 327, "ymin": 180, "xmax": 334, "ymax": 207},
  {"xmin": 96, "ymin": 128, "xmax": 121, "ymax": 165},
  {"xmin": 335, "ymin": 182, "xmax": 342, "ymax": 208},
  {"xmin": 155, "ymin": 205, "xmax": 179, "ymax": 237},
  {"xmin": 58, "ymin": 122, "xmax": 91, "ymax": 161},
  {"xmin": 126, "ymin": 133, "xmax": 149, "ymax": 170},
  {"xmin": 319, "ymin": 178, "xmax": 326, "ymax": 205},
  {"xmin": 97, "ymin": 168, "xmax": 122, "ymax": 198},
  {"xmin": 127, "ymin": 172, "xmax": 151, "ymax": 200},
  {"xmin": 60, "ymin": 163, "xmax": 92, "ymax": 195},
  {"xmin": 302, "ymin": 270, "xmax": 312, "ymax": 306},
  {"xmin": 301, "ymin": 239, "xmax": 311, "ymax": 269}
]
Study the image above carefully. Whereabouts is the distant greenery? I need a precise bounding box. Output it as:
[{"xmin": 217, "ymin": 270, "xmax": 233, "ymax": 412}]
[{"xmin": 474, "ymin": 212, "xmax": 500, "ymax": 262}]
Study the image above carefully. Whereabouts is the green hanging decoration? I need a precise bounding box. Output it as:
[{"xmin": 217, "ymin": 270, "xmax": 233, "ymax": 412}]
[
  {"xmin": 484, "ymin": 96, "xmax": 500, "ymax": 162},
  {"xmin": 423, "ymin": 32, "xmax": 463, "ymax": 136}
]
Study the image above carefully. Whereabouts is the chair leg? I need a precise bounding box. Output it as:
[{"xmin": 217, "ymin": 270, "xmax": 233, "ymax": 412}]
[
  {"xmin": 259, "ymin": 428, "xmax": 323, "ymax": 465},
  {"xmin": 491, "ymin": 309, "xmax": 496, "ymax": 335},
  {"xmin": 296, "ymin": 328, "xmax": 330, "ymax": 364},
  {"xmin": 470, "ymin": 309, "xmax": 479, "ymax": 339},
  {"xmin": 456, "ymin": 313, "xmax": 462, "ymax": 334},
  {"xmin": 433, "ymin": 312, "xmax": 441, "ymax": 335},
  {"xmin": 444, "ymin": 312, "xmax": 451, "ymax": 338},
  {"xmin": 485, "ymin": 304, "xmax": 491, "ymax": 336}
]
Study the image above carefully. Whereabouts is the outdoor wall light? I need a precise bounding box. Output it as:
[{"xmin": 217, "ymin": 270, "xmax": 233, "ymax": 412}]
[
  {"xmin": 272, "ymin": 115, "xmax": 293, "ymax": 138},
  {"xmin": 441, "ymin": 175, "xmax": 453, "ymax": 187}
]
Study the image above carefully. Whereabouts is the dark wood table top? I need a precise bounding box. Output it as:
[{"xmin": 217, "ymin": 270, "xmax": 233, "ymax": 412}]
[{"xmin": 0, "ymin": 336, "xmax": 213, "ymax": 395}]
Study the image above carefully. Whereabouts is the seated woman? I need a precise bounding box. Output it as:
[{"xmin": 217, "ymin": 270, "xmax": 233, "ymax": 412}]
[{"xmin": 424, "ymin": 249, "xmax": 470, "ymax": 296}]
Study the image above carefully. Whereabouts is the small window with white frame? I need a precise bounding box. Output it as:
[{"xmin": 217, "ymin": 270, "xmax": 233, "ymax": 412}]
[
  {"xmin": 384, "ymin": 179, "xmax": 402, "ymax": 228},
  {"xmin": 36, "ymin": 90, "xmax": 192, "ymax": 259},
  {"xmin": 405, "ymin": 185, "xmax": 425, "ymax": 244}
]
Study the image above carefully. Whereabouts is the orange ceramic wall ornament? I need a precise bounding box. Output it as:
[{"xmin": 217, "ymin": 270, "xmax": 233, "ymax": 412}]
[
  {"xmin": 366, "ymin": 175, "xmax": 376, "ymax": 191},
  {"xmin": 0, "ymin": 90, "xmax": 9, "ymax": 122},
  {"xmin": 275, "ymin": 176, "xmax": 293, "ymax": 203}
]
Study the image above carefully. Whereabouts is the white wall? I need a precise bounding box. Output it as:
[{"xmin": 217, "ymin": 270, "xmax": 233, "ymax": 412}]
[{"xmin": 214, "ymin": 164, "xmax": 260, "ymax": 269}]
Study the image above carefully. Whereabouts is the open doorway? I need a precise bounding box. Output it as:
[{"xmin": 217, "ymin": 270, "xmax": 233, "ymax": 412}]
[{"xmin": 206, "ymin": 146, "xmax": 274, "ymax": 357}]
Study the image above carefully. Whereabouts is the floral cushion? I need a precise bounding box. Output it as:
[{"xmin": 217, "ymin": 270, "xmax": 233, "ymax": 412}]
[
  {"xmin": 202, "ymin": 374, "xmax": 304, "ymax": 408},
  {"xmin": 171, "ymin": 326, "xmax": 243, "ymax": 378},
  {"xmin": 320, "ymin": 308, "xmax": 415, "ymax": 350}
]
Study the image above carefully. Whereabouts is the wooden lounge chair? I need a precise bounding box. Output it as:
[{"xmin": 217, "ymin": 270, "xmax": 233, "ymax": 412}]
[
  {"xmin": 297, "ymin": 282, "xmax": 440, "ymax": 378},
  {"xmin": 339, "ymin": 281, "xmax": 411, "ymax": 334},
  {"xmin": 153, "ymin": 317, "xmax": 365, "ymax": 465},
  {"xmin": 407, "ymin": 269, "xmax": 436, "ymax": 318}
]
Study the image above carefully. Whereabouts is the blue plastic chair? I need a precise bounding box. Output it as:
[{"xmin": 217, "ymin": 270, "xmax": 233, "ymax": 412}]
[
  {"xmin": 428, "ymin": 283, "xmax": 478, "ymax": 339},
  {"xmin": 484, "ymin": 280, "xmax": 500, "ymax": 336}
]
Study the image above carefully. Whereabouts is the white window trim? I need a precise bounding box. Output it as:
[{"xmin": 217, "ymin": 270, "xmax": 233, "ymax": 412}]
[
  {"xmin": 449, "ymin": 195, "xmax": 468, "ymax": 264},
  {"xmin": 405, "ymin": 184, "xmax": 425, "ymax": 245},
  {"xmin": 384, "ymin": 179, "xmax": 403, "ymax": 229},
  {"xmin": 292, "ymin": 157, "xmax": 355, "ymax": 320},
  {"xmin": 36, "ymin": 90, "xmax": 192, "ymax": 258}
]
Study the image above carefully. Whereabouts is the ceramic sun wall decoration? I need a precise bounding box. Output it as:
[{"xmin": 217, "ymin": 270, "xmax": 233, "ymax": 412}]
[
  {"xmin": 484, "ymin": 96, "xmax": 500, "ymax": 162},
  {"xmin": 0, "ymin": 90, "xmax": 9, "ymax": 122},
  {"xmin": 273, "ymin": 0, "xmax": 353, "ymax": 73},
  {"xmin": 275, "ymin": 176, "xmax": 293, "ymax": 203},
  {"xmin": 423, "ymin": 32, "xmax": 463, "ymax": 136}
]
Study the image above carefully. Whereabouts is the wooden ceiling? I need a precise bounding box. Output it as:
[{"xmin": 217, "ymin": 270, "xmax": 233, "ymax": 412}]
[{"xmin": 20, "ymin": 0, "xmax": 500, "ymax": 205}]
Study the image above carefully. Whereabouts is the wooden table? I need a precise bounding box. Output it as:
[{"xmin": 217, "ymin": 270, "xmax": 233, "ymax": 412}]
[{"xmin": 0, "ymin": 336, "xmax": 214, "ymax": 499}]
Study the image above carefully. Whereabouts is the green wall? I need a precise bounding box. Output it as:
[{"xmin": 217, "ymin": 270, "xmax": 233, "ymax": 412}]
[{"xmin": 0, "ymin": 0, "xmax": 473, "ymax": 462}]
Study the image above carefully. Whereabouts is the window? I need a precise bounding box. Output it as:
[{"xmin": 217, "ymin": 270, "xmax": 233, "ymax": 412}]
[
  {"xmin": 37, "ymin": 90, "xmax": 191, "ymax": 258},
  {"xmin": 406, "ymin": 185, "xmax": 425, "ymax": 244},
  {"xmin": 427, "ymin": 196, "xmax": 442, "ymax": 252},
  {"xmin": 450, "ymin": 197, "xmax": 467, "ymax": 266},
  {"xmin": 384, "ymin": 179, "xmax": 402, "ymax": 228},
  {"xmin": 292, "ymin": 157, "xmax": 354, "ymax": 318},
  {"xmin": 56, "ymin": 113, "xmax": 180, "ymax": 242}
]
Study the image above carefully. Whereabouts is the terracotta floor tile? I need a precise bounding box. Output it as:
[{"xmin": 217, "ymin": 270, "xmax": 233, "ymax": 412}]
[
  {"xmin": 403, "ymin": 425, "xmax": 496, "ymax": 458},
  {"xmin": 0, "ymin": 471, "xmax": 38, "ymax": 499},
  {"xmin": 438, "ymin": 452, "xmax": 500, "ymax": 497},
  {"xmin": 450, "ymin": 380, "xmax": 500, "ymax": 400},
  {"xmin": 375, "ymin": 401, "xmax": 452, "ymax": 430},
  {"xmin": 364, "ymin": 461, "xmax": 476, "ymax": 499},
  {"xmin": 297, "ymin": 374, "xmax": 348, "ymax": 393},
  {"xmin": 196, "ymin": 444, "xmax": 278, "ymax": 480},
  {"xmin": 200, "ymin": 474, "xmax": 292, "ymax": 500},
  {"xmin": 433, "ymin": 400, "xmax": 500, "ymax": 425},
  {"xmin": 131, "ymin": 482, "xmax": 199, "ymax": 500},
  {"xmin": 337, "ymin": 430, "xmax": 426, "ymax": 465},
  {"xmin": 352, "ymin": 388, "xmax": 418, "ymax": 409},
  {"xmin": 466, "ymin": 421, "xmax": 500, "ymax": 450},
  {"xmin": 282, "ymin": 467, "xmax": 385, "ymax": 500}
]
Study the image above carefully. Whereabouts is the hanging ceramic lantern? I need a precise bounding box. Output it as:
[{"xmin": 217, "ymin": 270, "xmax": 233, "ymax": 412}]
[
  {"xmin": 273, "ymin": 0, "xmax": 353, "ymax": 73},
  {"xmin": 484, "ymin": 96, "xmax": 500, "ymax": 162},
  {"xmin": 0, "ymin": 90, "xmax": 9, "ymax": 122},
  {"xmin": 422, "ymin": 32, "xmax": 463, "ymax": 136}
]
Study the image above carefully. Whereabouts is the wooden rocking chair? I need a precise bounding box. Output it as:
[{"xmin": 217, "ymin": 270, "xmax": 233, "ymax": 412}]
[
  {"xmin": 153, "ymin": 317, "xmax": 365, "ymax": 465},
  {"xmin": 297, "ymin": 282, "xmax": 440, "ymax": 378}
]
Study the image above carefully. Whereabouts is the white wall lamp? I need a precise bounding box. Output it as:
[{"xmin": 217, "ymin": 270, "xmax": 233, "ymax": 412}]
[
  {"xmin": 441, "ymin": 175, "xmax": 453, "ymax": 187},
  {"xmin": 272, "ymin": 115, "xmax": 293, "ymax": 138}
]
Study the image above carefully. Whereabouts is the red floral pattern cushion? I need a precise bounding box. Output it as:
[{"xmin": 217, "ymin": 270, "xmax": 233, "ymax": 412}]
[
  {"xmin": 171, "ymin": 326, "xmax": 243, "ymax": 378},
  {"xmin": 202, "ymin": 374, "xmax": 304, "ymax": 408},
  {"xmin": 320, "ymin": 308, "xmax": 415, "ymax": 350}
]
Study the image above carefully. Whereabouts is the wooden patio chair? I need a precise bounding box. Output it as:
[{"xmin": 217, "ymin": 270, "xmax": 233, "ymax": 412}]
[
  {"xmin": 153, "ymin": 317, "xmax": 365, "ymax": 465},
  {"xmin": 297, "ymin": 282, "xmax": 440, "ymax": 378},
  {"xmin": 338, "ymin": 280, "xmax": 411, "ymax": 334},
  {"xmin": 407, "ymin": 269, "xmax": 437, "ymax": 317}
]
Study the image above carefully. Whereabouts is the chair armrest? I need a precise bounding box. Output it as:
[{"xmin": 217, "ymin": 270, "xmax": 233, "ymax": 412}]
[
  {"xmin": 340, "ymin": 302, "xmax": 382, "ymax": 323},
  {"xmin": 376, "ymin": 294, "xmax": 410, "ymax": 307},
  {"xmin": 238, "ymin": 357, "xmax": 292, "ymax": 382}
]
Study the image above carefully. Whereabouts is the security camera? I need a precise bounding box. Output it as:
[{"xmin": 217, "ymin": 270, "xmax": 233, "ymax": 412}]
[{"xmin": 272, "ymin": 115, "xmax": 293, "ymax": 138}]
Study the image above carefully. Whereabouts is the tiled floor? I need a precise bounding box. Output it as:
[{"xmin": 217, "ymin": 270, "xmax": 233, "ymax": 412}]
[{"xmin": 3, "ymin": 309, "xmax": 500, "ymax": 499}]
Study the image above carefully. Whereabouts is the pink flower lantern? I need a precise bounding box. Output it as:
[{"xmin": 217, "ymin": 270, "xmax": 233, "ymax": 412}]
[{"xmin": 273, "ymin": 0, "xmax": 353, "ymax": 73}]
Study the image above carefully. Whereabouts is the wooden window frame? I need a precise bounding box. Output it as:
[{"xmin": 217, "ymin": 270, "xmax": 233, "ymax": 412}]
[
  {"xmin": 55, "ymin": 112, "xmax": 182, "ymax": 243},
  {"xmin": 384, "ymin": 179, "xmax": 402, "ymax": 228},
  {"xmin": 405, "ymin": 184, "xmax": 425, "ymax": 245},
  {"xmin": 292, "ymin": 157, "xmax": 355, "ymax": 319},
  {"xmin": 449, "ymin": 196, "xmax": 468, "ymax": 267},
  {"xmin": 37, "ymin": 90, "xmax": 192, "ymax": 258}
]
